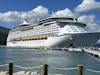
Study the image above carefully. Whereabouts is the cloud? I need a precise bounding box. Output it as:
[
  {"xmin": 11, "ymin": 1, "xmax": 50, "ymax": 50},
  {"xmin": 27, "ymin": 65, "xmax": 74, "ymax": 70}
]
[
  {"xmin": 0, "ymin": 11, "xmax": 20, "ymax": 23},
  {"xmin": 78, "ymin": 15, "xmax": 100, "ymax": 31},
  {"xmin": 0, "ymin": 6, "xmax": 49, "ymax": 23},
  {"xmin": 75, "ymin": 0, "xmax": 100, "ymax": 12},
  {"xmin": 0, "ymin": 5, "xmax": 99, "ymax": 32},
  {"xmin": 78, "ymin": 15, "xmax": 95, "ymax": 23},
  {"xmin": 51, "ymin": 8, "xmax": 100, "ymax": 32},
  {"xmin": 0, "ymin": 7, "xmax": 76, "ymax": 24},
  {"xmin": 51, "ymin": 8, "xmax": 75, "ymax": 17}
]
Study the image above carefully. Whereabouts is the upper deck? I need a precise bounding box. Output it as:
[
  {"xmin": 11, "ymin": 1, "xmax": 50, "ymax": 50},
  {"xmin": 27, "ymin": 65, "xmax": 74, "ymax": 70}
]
[
  {"xmin": 38, "ymin": 17, "xmax": 86, "ymax": 26},
  {"xmin": 10, "ymin": 17, "xmax": 86, "ymax": 32},
  {"xmin": 39, "ymin": 17, "xmax": 77, "ymax": 24}
]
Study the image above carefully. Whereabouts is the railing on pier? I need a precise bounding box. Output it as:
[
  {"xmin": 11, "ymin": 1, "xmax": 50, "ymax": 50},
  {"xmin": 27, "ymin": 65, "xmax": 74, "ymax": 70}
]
[{"xmin": 0, "ymin": 63, "xmax": 100, "ymax": 75}]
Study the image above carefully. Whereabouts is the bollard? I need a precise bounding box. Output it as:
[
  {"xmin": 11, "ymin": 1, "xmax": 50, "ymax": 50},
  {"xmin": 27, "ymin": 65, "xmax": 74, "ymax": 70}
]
[
  {"xmin": 43, "ymin": 64, "xmax": 48, "ymax": 75},
  {"xmin": 9, "ymin": 63, "xmax": 13, "ymax": 75},
  {"xmin": 78, "ymin": 65, "xmax": 83, "ymax": 75}
]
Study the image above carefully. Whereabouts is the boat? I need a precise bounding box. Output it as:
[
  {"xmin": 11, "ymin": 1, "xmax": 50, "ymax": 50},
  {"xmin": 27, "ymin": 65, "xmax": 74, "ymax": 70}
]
[{"xmin": 7, "ymin": 17, "xmax": 100, "ymax": 48}]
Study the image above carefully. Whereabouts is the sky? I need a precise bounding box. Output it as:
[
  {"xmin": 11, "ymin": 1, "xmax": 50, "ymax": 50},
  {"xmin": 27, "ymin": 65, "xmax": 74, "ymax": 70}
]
[{"xmin": 0, "ymin": 0, "xmax": 100, "ymax": 32}]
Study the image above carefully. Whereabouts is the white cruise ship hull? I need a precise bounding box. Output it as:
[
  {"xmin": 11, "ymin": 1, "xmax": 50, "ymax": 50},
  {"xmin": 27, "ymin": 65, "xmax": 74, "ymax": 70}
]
[{"xmin": 7, "ymin": 32, "xmax": 100, "ymax": 48}]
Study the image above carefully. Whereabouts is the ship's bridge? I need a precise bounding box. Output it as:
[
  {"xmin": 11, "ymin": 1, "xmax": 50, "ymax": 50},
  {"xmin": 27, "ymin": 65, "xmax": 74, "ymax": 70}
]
[
  {"xmin": 38, "ymin": 17, "xmax": 78, "ymax": 25},
  {"xmin": 38, "ymin": 17, "xmax": 86, "ymax": 27}
]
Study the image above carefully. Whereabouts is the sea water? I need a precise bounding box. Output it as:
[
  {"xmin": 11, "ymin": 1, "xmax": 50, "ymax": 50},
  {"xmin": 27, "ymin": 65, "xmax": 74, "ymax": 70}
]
[{"xmin": 0, "ymin": 47, "xmax": 100, "ymax": 75}]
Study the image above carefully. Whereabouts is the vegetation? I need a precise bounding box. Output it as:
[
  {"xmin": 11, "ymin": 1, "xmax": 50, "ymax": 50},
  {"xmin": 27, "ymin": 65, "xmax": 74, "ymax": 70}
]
[
  {"xmin": 0, "ymin": 26, "xmax": 10, "ymax": 45},
  {"xmin": 0, "ymin": 32, "xmax": 8, "ymax": 45}
]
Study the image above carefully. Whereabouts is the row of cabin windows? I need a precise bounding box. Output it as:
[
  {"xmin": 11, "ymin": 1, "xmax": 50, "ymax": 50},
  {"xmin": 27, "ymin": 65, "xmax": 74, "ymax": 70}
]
[
  {"xmin": 12, "ymin": 23, "xmax": 56, "ymax": 32},
  {"xmin": 10, "ymin": 26, "xmax": 58, "ymax": 35},
  {"xmin": 9, "ymin": 24, "xmax": 58, "ymax": 39},
  {"xmin": 10, "ymin": 29, "xmax": 58, "ymax": 39},
  {"xmin": 22, "ymin": 26, "xmax": 58, "ymax": 35},
  {"xmin": 11, "ymin": 22, "xmax": 86, "ymax": 32}
]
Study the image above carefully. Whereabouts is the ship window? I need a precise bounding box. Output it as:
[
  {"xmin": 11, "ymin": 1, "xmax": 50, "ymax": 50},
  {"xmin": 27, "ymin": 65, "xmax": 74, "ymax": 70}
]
[
  {"xmin": 44, "ymin": 24, "xmax": 50, "ymax": 26},
  {"xmin": 38, "ymin": 23, "xmax": 43, "ymax": 25},
  {"xmin": 58, "ymin": 22, "xmax": 86, "ymax": 28},
  {"xmin": 44, "ymin": 23, "xmax": 54, "ymax": 26},
  {"xmin": 66, "ymin": 18, "xmax": 74, "ymax": 20},
  {"xmin": 58, "ymin": 22, "xmax": 68, "ymax": 27},
  {"xmin": 69, "ymin": 44, "xmax": 74, "ymax": 47},
  {"xmin": 75, "ymin": 19, "xmax": 77, "ymax": 21},
  {"xmin": 20, "ymin": 26, "xmax": 33, "ymax": 31}
]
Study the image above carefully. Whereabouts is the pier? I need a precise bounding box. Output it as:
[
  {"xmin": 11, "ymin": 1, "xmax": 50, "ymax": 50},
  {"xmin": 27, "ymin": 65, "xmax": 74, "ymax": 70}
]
[
  {"xmin": 0, "ymin": 45, "xmax": 83, "ymax": 51},
  {"xmin": 0, "ymin": 45, "xmax": 100, "ymax": 58},
  {"xmin": 83, "ymin": 47, "xmax": 100, "ymax": 58}
]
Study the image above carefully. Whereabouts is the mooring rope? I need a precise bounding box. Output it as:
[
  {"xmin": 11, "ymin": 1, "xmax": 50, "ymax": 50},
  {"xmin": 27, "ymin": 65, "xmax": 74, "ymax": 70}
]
[
  {"xmin": 50, "ymin": 66, "xmax": 77, "ymax": 70},
  {"xmin": 85, "ymin": 68, "xmax": 100, "ymax": 73},
  {"xmin": 0, "ymin": 64, "xmax": 8, "ymax": 67},
  {"xmin": 14, "ymin": 64, "xmax": 43, "ymax": 70}
]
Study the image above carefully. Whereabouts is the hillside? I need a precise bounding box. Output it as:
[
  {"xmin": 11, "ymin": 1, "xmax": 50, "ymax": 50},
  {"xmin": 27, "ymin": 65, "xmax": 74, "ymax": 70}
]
[
  {"xmin": 0, "ymin": 26, "xmax": 10, "ymax": 45},
  {"xmin": 0, "ymin": 26, "xmax": 10, "ymax": 34}
]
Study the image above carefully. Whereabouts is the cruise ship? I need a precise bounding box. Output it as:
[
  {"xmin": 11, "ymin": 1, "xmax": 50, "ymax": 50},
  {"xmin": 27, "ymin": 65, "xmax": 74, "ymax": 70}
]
[{"xmin": 7, "ymin": 17, "xmax": 100, "ymax": 47}]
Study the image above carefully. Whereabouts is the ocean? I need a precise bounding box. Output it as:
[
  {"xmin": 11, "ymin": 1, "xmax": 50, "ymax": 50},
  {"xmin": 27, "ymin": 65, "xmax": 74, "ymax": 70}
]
[{"xmin": 0, "ymin": 47, "xmax": 100, "ymax": 75}]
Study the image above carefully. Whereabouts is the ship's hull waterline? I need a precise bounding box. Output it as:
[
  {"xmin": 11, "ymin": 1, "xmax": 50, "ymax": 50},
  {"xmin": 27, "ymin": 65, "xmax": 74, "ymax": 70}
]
[{"xmin": 7, "ymin": 32, "xmax": 100, "ymax": 48}]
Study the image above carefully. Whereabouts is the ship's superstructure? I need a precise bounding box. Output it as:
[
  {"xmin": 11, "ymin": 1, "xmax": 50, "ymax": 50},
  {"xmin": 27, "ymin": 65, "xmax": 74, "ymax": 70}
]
[{"xmin": 7, "ymin": 17, "xmax": 100, "ymax": 47}]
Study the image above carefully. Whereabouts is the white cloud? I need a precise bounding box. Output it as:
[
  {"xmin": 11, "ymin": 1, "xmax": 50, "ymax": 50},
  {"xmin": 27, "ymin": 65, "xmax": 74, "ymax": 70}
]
[
  {"xmin": 51, "ymin": 8, "xmax": 100, "ymax": 32},
  {"xmin": 0, "ymin": 6, "xmax": 49, "ymax": 23},
  {"xmin": 0, "ymin": 5, "xmax": 99, "ymax": 32},
  {"xmin": 51, "ymin": 8, "xmax": 76, "ymax": 17},
  {"xmin": 78, "ymin": 15, "xmax": 95, "ymax": 23},
  {"xmin": 78, "ymin": 15, "xmax": 100, "ymax": 32},
  {"xmin": 0, "ymin": 7, "xmax": 77, "ymax": 24},
  {"xmin": 0, "ymin": 11, "xmax": 20, "ymax": 23},
  {"xmin": 75, "ymin": 0, "xmax": 100, "ymax": 12}
]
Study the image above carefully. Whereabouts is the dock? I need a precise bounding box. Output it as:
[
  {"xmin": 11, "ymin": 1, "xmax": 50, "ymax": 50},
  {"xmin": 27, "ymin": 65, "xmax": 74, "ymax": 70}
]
[
  {"xmin": 0, "ymin": 45, "xmax": 83, "ymax": 51},
  {"xmin": 0, "ymin": 45, "xmax": 100, "ymax": 58},
  {"xmin": 83, "ymin": 47, "xmax": 100, "ymax": 58}
]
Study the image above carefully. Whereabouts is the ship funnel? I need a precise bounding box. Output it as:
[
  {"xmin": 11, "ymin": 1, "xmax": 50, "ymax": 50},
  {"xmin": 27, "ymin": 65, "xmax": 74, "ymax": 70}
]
[{"xmin": 22, "ymin": 19, "xmax": 31, "ymax": 25}]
